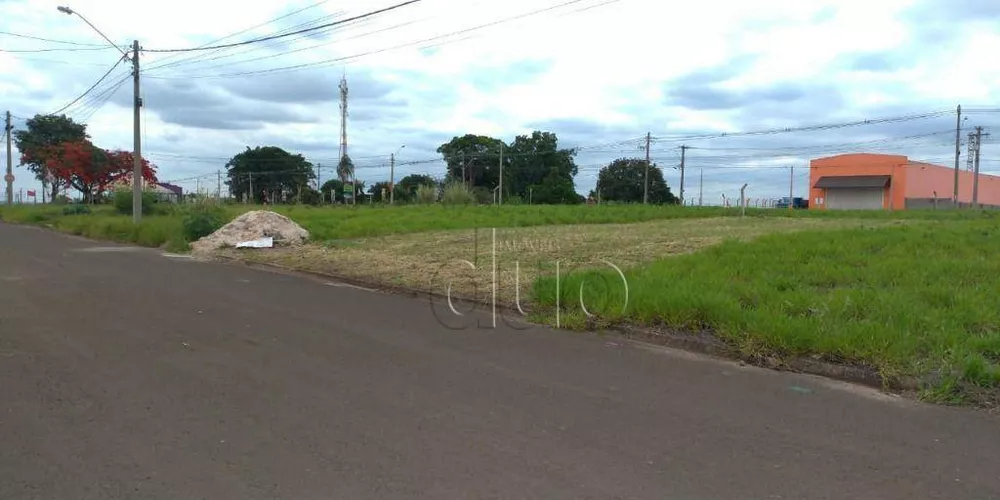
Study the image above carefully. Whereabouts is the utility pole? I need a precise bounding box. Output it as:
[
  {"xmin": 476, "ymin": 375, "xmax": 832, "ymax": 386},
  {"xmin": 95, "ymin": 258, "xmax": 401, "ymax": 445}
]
[
  {"xmin": 698, "ymin": 168, "xmax": 703, "ymax": 206},
  {"xmin": 5, "ymin": 111, "xmax": 12, "ymax": 206},
  {"xmin": 788, "ymin": 166, "xmax": 794, "ymax": 211},
  {"xmin": 131, "ymin": 40, "xmax": 142, "ymax": 223},
  {"xmin": 679, "ymin": 145, "xmax": 687, "ymax": 206},
  {"xmin": 498, "ymin": 142, "xmax": 503, "ymax": 206},
  {"xmin": 972, "ymin": 126, "xmax": 989, "ymax": 209},
  {"xmin": 216, "ymin": 170, "xmax": 221, "ymax": 200},
  {"xmin": 316, "ymin": 162, "xmax": 321, "ymax": 192},
  {"xmin": 643, "ymin": 132, "xmax": 651, "ymax": 204},
  {"xmin": 953, "ymin": 104, "xmax": 962, "ymax": 207},
  {"xmin": 248, "ymin": 173, "xmax": 253, "ymax": 204},
  {"xmin": 389, "ymin": 153, "xmax": 396, "ymax": 205}
]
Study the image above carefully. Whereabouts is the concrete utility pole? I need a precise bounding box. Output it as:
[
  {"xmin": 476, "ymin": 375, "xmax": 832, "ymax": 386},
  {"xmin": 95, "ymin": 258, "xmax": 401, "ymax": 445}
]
[
  {"xmin": 643, "ymin": 132, "xmax": 651, "ymax": 204},
  {"xmin": 679, "ymin": 145, "xmax": 687, "ymax": 205},
  {"xmin": 698, "ymin": 168, "xmax": 703, "ymax": 206},
  {"xmin": 788, "ymin": 166, "xmax": 794, "ymax": 211},
  {"xmin": 248, "ymin": 173, "xmax": 253, "ymax": 204},
  {"xmin": 389, "ymin": 145, "xmax": 404, "ymax": 205},
  {"xmin": 972, "ymin": 126, "xmax": 989, "ymax": 209},
  {"xmin": 216, "ymin": 170, "xmax": 221, "ymax": 199},
  {"xmin": 498, "ymin": 142, "xmax": 503, "ymax": 206},
  {"xmin": 5, "ymin": 111, "xmax": 12, "ymax": 206},
  {"xmin": 740, "ymin": 183, "xmax": 748, "ymax": 217},
  {"xmin": 131, "ymin": 40, "xmax": 142, "ymax": 223},
  {"xmin": 953, "ymin": 104, "xmax": 962, "ymax": 207},
  {"xmin": 316, "ymin": 162, "xmax": 321, "ymax": 192}
]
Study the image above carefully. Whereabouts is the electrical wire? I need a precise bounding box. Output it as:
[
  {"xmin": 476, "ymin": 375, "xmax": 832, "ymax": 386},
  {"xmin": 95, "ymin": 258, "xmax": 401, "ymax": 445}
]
[
  {"xmin": 141, "ymin": 0, "xmax": 423, "ymax": 53},
  {"xmin": 142, "ymin": 0, "xmax": 335, "ymax": 72},
  {"xmin": 48, "ymin": 54, "xmax": 127, "ymax": 116},
  {"xmin": 145, "ymin": 0, "xmax": 614, "ymax": 79},
  {"xmin": 0, "ymin": 30, "xmax": 107, "ymax": 46}
]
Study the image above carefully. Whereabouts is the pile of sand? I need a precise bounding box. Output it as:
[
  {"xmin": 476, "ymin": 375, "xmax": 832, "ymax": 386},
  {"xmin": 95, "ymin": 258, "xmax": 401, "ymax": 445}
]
[{"xmin": 191, "ymin": 210, "xmax": 309, "ymax": 254}]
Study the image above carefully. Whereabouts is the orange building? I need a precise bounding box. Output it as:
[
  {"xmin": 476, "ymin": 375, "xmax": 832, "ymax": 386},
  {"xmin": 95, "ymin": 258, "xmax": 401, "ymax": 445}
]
[{"xmin": 809, "ymin": 153, "xmax": 1000, "ymax": 210}]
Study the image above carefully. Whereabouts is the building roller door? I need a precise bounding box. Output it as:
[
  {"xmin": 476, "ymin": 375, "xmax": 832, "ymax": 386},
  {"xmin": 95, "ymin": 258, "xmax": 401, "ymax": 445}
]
[{"xmin": 826, "ymin": 188, "xmax": 884, "ymax": 210}]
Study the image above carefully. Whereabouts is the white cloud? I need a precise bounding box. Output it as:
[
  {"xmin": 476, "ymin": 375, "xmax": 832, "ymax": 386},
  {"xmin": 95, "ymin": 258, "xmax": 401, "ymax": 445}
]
[{"xmin": 0, "ymin": 0, "xmax": 998, "ymax": 203}]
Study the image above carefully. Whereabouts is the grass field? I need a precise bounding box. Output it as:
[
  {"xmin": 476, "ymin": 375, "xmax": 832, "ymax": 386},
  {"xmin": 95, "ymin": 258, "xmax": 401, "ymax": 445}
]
[
  {"xmin": 533, "ymin": 218, "xmax": 1000, "ymax": 403},
  {"xmin": 227, "ymin": 216, "xmax": 886, "ymax": 305},
  {"xmin": 0, "ymin": 202, "xmax": 989, "ymax": 251}
]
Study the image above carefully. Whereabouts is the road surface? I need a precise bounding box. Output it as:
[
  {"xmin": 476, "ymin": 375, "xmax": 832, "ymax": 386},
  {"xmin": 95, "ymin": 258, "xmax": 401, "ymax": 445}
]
[{"xmin": 1, "ymin": 222, "xmax": 998, "ymax": 499}]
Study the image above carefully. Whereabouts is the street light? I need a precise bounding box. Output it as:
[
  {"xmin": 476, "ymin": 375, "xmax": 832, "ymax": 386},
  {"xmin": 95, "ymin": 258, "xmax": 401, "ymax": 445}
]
[
  {"xmin": 389, "ymin": 145, "xmax": 405, "ymax": 205},
  {"xmin": 56, "ymin": 6, "xmax": 128, "ymax": 57},
  {"xmin": 57, "ymin": 5, "xmax": 142, "ymax": 223}
]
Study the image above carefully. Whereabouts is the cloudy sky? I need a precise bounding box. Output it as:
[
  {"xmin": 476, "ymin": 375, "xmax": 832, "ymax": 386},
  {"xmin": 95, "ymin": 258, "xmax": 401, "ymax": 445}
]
[{"xmin": 1, "ymin": 0, "xmax": 998, "ymax": 204}]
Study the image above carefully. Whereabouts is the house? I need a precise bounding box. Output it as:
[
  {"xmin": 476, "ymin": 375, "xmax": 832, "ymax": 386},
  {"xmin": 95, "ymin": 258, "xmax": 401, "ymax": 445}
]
[{"xmin": 809, "ymin": 153, "xmax": 1000, "ymax": 210}]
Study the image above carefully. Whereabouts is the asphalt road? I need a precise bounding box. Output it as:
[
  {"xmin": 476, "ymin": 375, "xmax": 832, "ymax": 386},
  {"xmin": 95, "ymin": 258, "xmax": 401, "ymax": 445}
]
[{"xmin": 1, "ymin": 222, "xmax": 999, "ymax": 500}]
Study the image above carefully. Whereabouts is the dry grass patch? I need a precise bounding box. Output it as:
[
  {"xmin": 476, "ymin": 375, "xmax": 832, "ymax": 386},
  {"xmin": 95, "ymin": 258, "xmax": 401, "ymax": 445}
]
[{"xmin": 221, "ymin": 216, "xmax": 896, "ymax": 307}]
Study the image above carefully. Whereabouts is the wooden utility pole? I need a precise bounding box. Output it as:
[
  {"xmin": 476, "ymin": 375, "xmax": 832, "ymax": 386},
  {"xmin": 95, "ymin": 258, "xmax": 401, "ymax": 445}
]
[
  {"xmin": 679, "ymin": 145, "xmax": 687, "ymax": 205},
  {"xmin": 953, "ymin": 104, "xmax": 962, "ymax": 207},
  {"xmin": 5, "ymin": 111, "xmax": 12, "ymax": 206},
  {"xmin": 643, "ymin": 132, "xmax": 651, "ymax": 204}
]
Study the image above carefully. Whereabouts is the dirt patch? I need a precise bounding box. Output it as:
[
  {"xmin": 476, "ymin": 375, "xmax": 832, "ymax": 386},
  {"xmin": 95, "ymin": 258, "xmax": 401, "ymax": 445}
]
[
  {"xmin": 192, "ymin": 210, "xmax": 309, "ymax": 255},
  {"xmin": 212, "ymin": 216, "xmax": 890, "ymax": 307}
]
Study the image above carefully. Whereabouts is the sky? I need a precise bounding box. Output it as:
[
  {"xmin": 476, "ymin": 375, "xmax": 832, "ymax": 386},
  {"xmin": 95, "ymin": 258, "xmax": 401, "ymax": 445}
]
[{"xmin": 1, "ymin": 0, "xmax": 998, "ymax": 205}]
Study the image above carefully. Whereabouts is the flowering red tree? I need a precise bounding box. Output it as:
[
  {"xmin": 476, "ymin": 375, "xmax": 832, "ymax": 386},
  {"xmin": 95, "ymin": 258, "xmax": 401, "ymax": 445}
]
[{"xmin": 43, "ymin": 141, "xmax": 157, "ymax": 203}]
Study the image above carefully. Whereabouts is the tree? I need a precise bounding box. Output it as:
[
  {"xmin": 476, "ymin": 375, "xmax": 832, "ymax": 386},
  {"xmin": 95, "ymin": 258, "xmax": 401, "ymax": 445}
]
[
  {"xmin": 436, "ymin": 134, "xmax": 506, "ymax": 190},
  {"xmin": 43, "ymin": 140, "xmax": 157, "ymax": 203},
  {"xmin": 505, "ymin": 131, "xmax": 578, "ymax": 204},
  {"xmin": 320, "ymin": 179, "xmax": 345, "ymax": 203},
  {"xmin": 336, "ymin": 154, "xmax": 355, "ymax": 183},
  {"xmin": 13, "ymin": 114, "xmax": 88, "ymax": 200},
  {"xmin": 369, "ymin": 181, "xmax": 391, "ymax": 202},
  {"xmin": 595, "ymin": 157, "xmax": 676, "ymax": 204},
  {"xmin": 225, "ymin": 146, "xmax": 314, "ymax": 204},
  {"xmin": 395, "ymin": 174, "xmax": 437, "ymax": 202}
]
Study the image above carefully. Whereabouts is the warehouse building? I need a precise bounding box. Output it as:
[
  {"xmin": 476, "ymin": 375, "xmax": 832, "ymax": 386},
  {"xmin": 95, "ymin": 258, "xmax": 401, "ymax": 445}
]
[{"xmin": 809, "ymin": 153, "xmax": 1000, "ymax": 210}]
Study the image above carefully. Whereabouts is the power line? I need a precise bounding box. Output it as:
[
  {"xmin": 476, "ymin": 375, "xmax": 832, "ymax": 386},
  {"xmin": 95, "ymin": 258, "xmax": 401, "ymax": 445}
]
[
  {"xmin": 141, "ymin": 0, "xmax": 423, "ymax": 53},
  {"xmin": 145, "ymin": 0, "xmax": 612, "ymax": 79},
  {"xmin": 142, "ymin": 0, "xmax": 335, "ymax": 72},
  {"xmin": 48, "ymin": 54, "xmax": 127, "ymax": 116},
  {"xmin": 0, "ymin": 30, "xmax": 107, "ymax": 46}
]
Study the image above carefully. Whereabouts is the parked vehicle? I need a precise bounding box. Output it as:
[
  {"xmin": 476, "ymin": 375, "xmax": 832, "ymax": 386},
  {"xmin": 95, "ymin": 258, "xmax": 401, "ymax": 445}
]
[{"xmin": 775, "ymin": 197, "xmax": 809, "ymax": 209}]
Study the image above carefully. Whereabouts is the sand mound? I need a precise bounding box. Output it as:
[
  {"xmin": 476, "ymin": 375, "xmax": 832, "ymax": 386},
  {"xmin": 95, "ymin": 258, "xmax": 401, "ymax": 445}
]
[{"xmin": 191, "ymin": 210, "xmax": 309, "ymax": 254}]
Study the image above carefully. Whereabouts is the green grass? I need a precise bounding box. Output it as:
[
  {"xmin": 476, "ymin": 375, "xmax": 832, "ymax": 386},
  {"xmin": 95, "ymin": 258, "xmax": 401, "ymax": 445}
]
[
  {"xmin": 533, "ymin": 219, "xmax": 1000, "ymax": 402},
  {"xmin": 3, "ymin": 203, "xmax": 995, "ymax": 250}
]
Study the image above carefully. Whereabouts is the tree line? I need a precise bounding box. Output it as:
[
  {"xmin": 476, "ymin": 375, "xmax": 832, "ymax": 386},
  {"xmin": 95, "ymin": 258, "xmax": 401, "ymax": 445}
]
[
  {"xmin": 11, "ymin": 115, "xmax": 677, "ymax": 206},
  {"xmin": 13, "ymin": 114, "xmax": 157, "ymax": 203}
]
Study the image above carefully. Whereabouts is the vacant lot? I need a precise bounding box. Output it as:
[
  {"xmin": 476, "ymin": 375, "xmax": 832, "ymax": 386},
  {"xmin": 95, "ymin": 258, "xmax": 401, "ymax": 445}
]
[
  {"xmin": 224, "ymin": 216, "xmax": 893, "ymax": 307},
  {"xmin": 535, "ymin": 218, "xmax": 1000, "ymax": 403}
]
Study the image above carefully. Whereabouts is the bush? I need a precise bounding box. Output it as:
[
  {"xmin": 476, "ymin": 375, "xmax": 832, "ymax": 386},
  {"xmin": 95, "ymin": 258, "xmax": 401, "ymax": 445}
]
[
  {"xmin": 441, "ymin": 181, "xmax": 475, "ymax": 206},
  {"xmin": 415, "ymin": 184, "xmax": 438, "ymax": 205},
  {"xmin": 62, "ymin": 204, "xmax": 91, "ymax": 215},
  {"xmin": 180, "ymin": 199, "xmax": 227, "ymax": 242},
  {"xmin": 113, "ymin": 188, "xmax": 158, "ymax": 215}
]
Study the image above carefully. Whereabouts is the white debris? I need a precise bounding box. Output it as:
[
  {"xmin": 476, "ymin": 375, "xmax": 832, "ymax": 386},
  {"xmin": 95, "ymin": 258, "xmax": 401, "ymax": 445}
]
[
  {"xmin": 236, "ymin": 236, "xmax": 274, "ymax": 249},
  {"xmin": 191, "ymin": 210, "xmax": 308, "ymax": 254}
]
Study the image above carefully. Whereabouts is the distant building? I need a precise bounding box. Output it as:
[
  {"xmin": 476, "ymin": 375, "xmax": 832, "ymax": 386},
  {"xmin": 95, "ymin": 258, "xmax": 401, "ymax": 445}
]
[
  {"xmin": 151, "ymin": 182, "xmax": 183, "ymax": 203},
  {"xmin": 809, "ymin": 153, "xmax": 1000, "ymax": 210}
]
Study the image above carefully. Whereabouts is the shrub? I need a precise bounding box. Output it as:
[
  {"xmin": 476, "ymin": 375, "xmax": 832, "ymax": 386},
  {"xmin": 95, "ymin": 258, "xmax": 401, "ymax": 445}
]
[
  {"xmin": 113, "ymin": 188, "xmax": 158, "ymax": 215},
  {"xmin": 441, "ymin": 181, "xmax": 475, "ymax": 206},
  {"xmin": 415, "ymin": 184, "xmax": 438, "ymax": 205},
  {"xmin": 180, "ymin": 198, "xmax": 227, "ymax": 242},
  {"xmin": 62, "ymin": 204, "xmax": 91, "ymax": 215}
]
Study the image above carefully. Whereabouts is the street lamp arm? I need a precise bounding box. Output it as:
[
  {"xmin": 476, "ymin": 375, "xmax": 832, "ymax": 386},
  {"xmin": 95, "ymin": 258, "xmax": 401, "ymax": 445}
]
[{"xmin": 57, "ymin": 6, "xmax": 128, "ymax": 57}]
